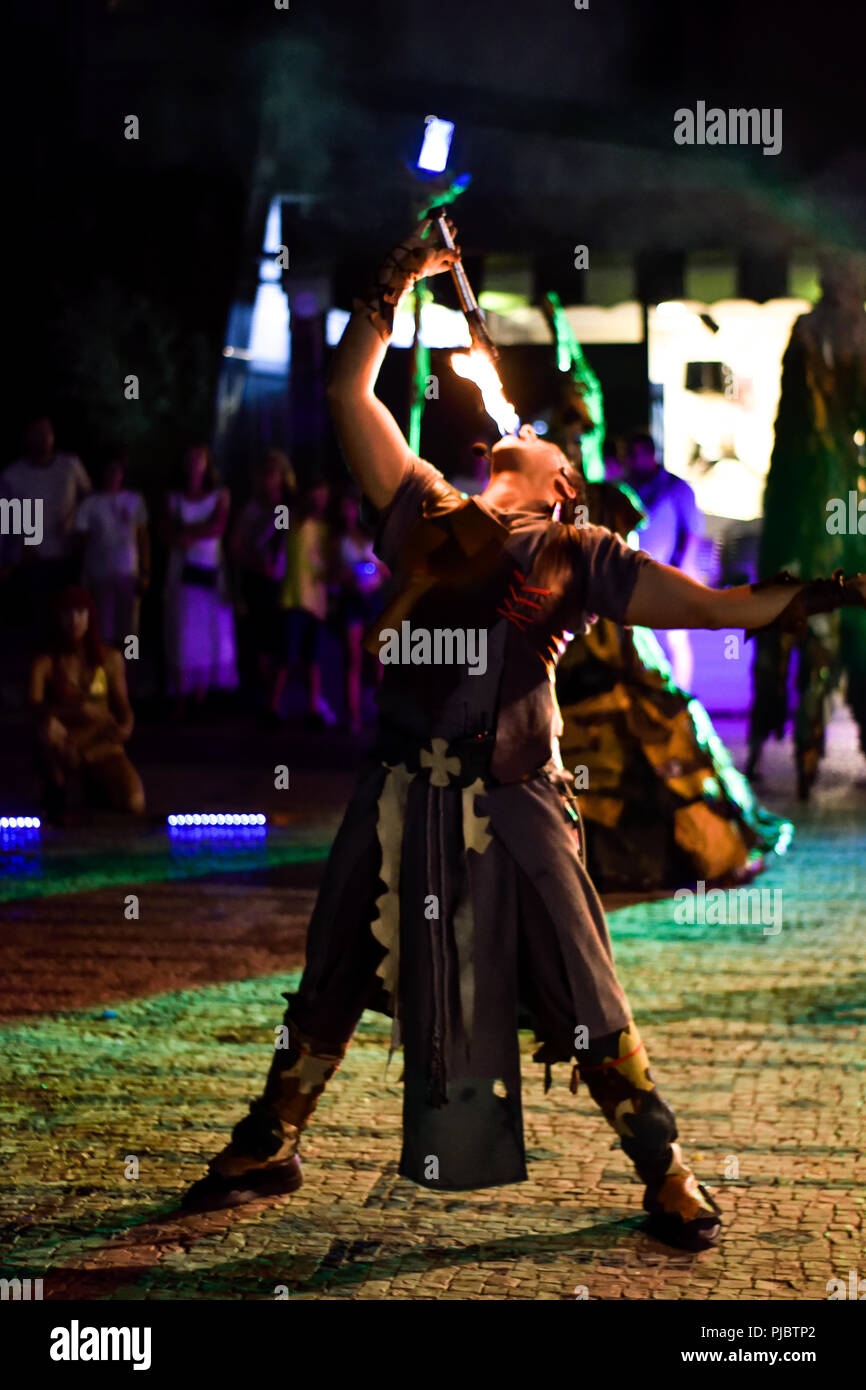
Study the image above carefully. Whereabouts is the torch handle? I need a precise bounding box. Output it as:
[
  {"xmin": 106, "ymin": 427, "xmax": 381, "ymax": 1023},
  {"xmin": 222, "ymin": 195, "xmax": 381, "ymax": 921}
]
[
  {"xmin": 429, "ymin": 208, "xmax": 500, "ymax": 362},
  {"xmin": 432, "ymin": 213, "xmax": 478, "ymax": 313}
]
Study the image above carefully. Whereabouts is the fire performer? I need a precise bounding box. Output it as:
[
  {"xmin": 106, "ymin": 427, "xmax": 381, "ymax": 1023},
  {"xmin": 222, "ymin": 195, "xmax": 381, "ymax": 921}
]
[{"xmin": 182, "ymin": 221, "xmax": 866, "ymax": 1251}]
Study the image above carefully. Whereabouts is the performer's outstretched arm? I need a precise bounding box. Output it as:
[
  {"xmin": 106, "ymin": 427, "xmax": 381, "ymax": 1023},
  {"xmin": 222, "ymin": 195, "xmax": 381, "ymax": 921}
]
[
  {"xmin": 625, "ymin": 560, "xmax": 866, "ymax": 634},
  {"xmin": 326, "ymin": 224, "xmax": 458, "ymax": 510}
]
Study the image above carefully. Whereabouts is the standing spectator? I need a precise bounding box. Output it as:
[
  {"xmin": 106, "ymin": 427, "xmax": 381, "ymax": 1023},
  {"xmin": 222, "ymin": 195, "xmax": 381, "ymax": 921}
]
[
  {"xmin": 627, "ymin": 432, "xmax": 703, "ymax": 691},
  {"xmin": 333, "ymin": 490, "xmax": 387, "ymax": 734},
  {"xmin": 74, "ymin": 450, "xmax": 149, "ymax": 649},
  {"xmin": 231, "ymin": 448, "xmax": 296, "ymax": 721},
  {"xmin": 602, "ymin": 433, "xmax": 627, "ymax": 485},
  {"xmin": 163, "ymin": 444, "xmax": 238, "ymax": 714},
  {"xmin": 281, "ymin": 481, "xmax": 335, "ymax": 727},
  {"xmin": 0, "ymin": 416, "xmax": 91, "ymax": 647}
]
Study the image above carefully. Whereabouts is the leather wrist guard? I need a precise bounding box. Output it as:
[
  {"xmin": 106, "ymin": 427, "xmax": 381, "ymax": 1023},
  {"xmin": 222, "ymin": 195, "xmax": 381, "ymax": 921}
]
[
  {"xmin": 352, "ymin": 240, "xmax": 430, "ymax": 342},
  {"xmin": 746, "ymin": 568, "xmax": 865, "ymax": 640}
]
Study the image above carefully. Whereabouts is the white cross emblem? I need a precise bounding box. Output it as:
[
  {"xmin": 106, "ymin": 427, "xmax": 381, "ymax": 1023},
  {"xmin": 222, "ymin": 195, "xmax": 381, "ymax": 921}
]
[{"xmin": 420, "ymin": 738, "xmax": 461, "ymax": 787}]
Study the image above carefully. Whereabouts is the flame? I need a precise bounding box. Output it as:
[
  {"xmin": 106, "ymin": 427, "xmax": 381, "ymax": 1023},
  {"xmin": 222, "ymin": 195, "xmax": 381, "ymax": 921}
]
[{"xmin": 450, "ymin": 350, "xmax": 520, "ymax": 436}]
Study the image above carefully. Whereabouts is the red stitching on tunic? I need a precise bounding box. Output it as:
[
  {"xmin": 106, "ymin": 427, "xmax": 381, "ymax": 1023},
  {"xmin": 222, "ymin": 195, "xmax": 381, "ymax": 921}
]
[
  {"xmin": 498, "ymin": 571, "xmax": 554, "ymax": 629},
  {"xmin": 497, "ymin": 606, "xmax": 532, "ymax": 628},
  {"xmin": 498, "ymin": 571, "xmax": 552, "ymax": 628}
]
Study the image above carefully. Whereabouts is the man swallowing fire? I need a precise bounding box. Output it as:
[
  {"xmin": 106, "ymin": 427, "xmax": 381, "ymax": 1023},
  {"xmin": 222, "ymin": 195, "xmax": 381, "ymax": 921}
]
[{"xmin": 182, "ymin": 217, "xmax": 866, "ymax": 1252}]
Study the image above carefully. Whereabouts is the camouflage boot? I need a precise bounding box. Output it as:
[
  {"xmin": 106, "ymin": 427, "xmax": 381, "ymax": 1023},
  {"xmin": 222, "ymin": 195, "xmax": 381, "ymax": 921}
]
[
  {"xmin": 181, "ymin": 1020, "xmax": 348, "ymax": 1212},
  {"xmin": 578, "ymin": 1022, "xmax": 721, "ymax": 1251}
]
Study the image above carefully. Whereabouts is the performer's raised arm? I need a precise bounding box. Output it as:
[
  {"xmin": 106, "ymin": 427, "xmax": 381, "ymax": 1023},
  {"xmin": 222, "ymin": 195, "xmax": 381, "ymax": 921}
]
[
  {"xmin": 624, "ymin": 558, "xmax": 866, "ymax": 636},
  {"xmin": 326, "ymin": 222, "xmax": 459, "ymax": 510}
]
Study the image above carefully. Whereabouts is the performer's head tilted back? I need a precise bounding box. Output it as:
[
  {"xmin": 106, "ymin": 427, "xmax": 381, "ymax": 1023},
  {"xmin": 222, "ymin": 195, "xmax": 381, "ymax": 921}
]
[{"xmin": 486, "ymin": 423, "xmax": 584, "ymax": 518}]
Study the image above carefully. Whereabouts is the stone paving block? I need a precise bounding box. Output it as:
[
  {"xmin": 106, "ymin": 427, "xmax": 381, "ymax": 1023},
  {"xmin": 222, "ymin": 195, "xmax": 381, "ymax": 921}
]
[{"xmin": 1, "ymin": 724, "xmax": 864, "ymax": 1299}]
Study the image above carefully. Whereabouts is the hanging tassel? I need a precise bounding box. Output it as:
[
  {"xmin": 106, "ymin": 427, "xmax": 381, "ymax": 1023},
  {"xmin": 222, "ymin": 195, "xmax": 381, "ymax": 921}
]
[
  {"xmin": 383, "ymin": 1016, "xmax": 402, "ymax": 1081},
  {"xmin": 543, "ymin": 1063, "xmax": 553, "ymax": 1095},
  {"xmin": 426, "ymin": 782, "xmax": 450, "ymax": 1110},
  {"xmin": 569, "ymin": 1064, "xmax": 580, "ymax": 1095}
]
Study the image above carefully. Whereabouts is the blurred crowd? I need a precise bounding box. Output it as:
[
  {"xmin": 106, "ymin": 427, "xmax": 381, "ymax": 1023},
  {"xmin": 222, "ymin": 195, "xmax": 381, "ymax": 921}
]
[{"xmin": 0, "ymin": 417, "xmax": 388, "ymax": 818}]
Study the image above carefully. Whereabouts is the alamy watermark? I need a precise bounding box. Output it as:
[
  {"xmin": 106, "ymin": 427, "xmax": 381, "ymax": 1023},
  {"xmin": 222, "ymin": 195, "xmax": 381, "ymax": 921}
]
[
  {"xmin": 378, "ymin": 622, "xmax": 487, "ymax": 676},
  {"xmin": 1, "ymin": 1276, "xmax": 43, "ymax": 1300},
  {"xmin": 673, "ymin": 880, "xmax": 782, "ymax": 935},
  {"xmin": 826, "ymin": 492, "xmax": 866, "ymax": 535},
  {"xmin": 674, "ymin": 102, "xmax": 782, "ymax": 157},
  {"xmin": 0, "ymin": 497, "xmax": 43, "ymax": 545},
  {"xmin": 827, "ymin": 1269, "xmax": 866, "ymax": 1299},
  {"xmin": 49, "ymin": 1321, "xmax": 152, "ymax": 1369}
]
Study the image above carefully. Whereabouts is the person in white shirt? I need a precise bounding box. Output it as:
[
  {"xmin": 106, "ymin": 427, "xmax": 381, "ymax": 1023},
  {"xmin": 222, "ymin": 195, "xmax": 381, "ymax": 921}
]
[
  {"xmin": 75, "ymin": 451, "xmax": 150, "ymax": 648},
  {"xmin": 0, "ymin": 416, "xmax": 92, "ymax": 649},
  {"xmin": 163, "ymin": 443, "xmax": 238, "ymax": 713}
]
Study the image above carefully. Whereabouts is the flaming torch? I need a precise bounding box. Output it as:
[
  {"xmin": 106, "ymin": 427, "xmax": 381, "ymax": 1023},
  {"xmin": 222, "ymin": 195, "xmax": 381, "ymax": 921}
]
[
  {"xmin": 428, "ymin": 205, "xmax": 520, "ymax": 436},
  {"xmin": 450, "ymin": 351, "xmax": 520, "ymax": 436}
]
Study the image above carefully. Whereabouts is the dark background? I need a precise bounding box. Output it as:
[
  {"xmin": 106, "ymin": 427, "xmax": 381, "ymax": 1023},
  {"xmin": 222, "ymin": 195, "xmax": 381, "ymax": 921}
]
[{"xmin": 4, "ymin": 0, "xmax": 865, "ymax": 480}]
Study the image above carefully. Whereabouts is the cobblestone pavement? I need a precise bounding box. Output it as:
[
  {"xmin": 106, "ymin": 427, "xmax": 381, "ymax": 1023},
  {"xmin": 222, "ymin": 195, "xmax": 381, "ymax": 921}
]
[{"xmin": 1, "ymin": 711, "xmax": 865, "ymax": 1300}]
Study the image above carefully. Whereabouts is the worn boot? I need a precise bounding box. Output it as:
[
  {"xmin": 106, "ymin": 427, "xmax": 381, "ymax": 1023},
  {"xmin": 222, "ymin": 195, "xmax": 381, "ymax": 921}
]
[
  {"xmin": 578, "ymin": 1022, "xmax": 721, "ymax": 1251},
  {"xmin": 181, "ymin": 1021, "xmax": 348, "ymax": 1212}
]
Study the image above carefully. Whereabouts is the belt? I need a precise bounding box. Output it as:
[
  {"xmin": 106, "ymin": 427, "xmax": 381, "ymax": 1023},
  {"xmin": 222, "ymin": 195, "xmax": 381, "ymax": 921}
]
[{"xmin": 371, "ymin": 722, "xmax": 497, "ymax": 788}]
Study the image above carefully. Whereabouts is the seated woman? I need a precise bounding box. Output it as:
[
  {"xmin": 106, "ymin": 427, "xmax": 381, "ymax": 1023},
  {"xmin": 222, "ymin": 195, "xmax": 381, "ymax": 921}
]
[{"xmin": 29, "ymin": 585, "xmax": 145, "ymax": 822}]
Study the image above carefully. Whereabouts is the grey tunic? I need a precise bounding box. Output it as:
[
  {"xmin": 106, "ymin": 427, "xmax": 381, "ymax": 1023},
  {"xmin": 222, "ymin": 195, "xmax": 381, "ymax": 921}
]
[{"xmin": 289, "ymin": 459, "xmax": 653, "ymax": 1190}]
